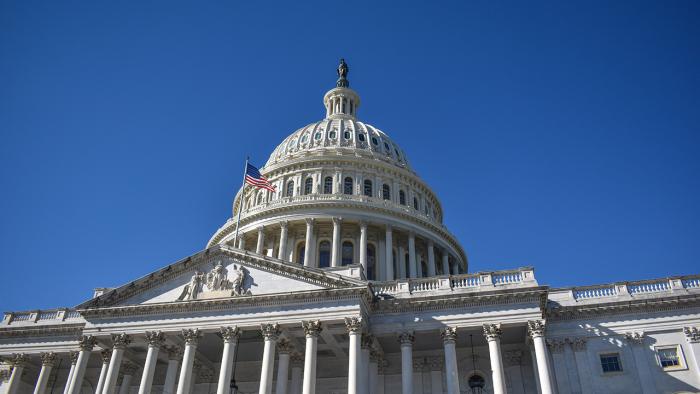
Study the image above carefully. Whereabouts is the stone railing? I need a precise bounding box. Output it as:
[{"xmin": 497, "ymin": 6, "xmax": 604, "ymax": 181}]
[
  {"xmin": 370, "ymin": 267, "xmax": 537, "ymax": 297},
  {"xmin": 241, "ymin": 193, "xmax": 439, "ymax": 225},
  {"xmin": 570, "ymin": 275, "xmax": 700, "ymax": 301},
  {"xmin": 2, "ymin": 308, "xmax": 83, "ymax": 326}
]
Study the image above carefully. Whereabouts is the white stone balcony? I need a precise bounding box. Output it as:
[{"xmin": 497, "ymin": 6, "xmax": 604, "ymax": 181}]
[{"xmin": 369, "ymin": 267, "xmax": 538, "ymax": 298}]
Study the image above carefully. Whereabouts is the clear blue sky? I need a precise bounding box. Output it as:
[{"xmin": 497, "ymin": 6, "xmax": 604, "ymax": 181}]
[{"xmin": 1, "ymin": 1, "xmax": 698, "ymax": 312}]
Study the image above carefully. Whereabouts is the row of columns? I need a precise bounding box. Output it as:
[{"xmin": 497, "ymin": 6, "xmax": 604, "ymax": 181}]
[{"xmin": 244, "ymin": 218, "xmax": 462, "ymax": 279}]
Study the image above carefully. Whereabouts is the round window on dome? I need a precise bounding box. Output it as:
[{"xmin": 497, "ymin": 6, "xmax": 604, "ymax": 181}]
[
  {"xmin": 383, "ymin": 142, "xmax": 390, "ymax": 151},
  {"xmin": 315, "ymin": 132, "xmax": 321, "ymax": 140},
  {"xmin": 344, "ymin": 131, "xmax": 351, "ymax": 140},
  {"xmin": 358, "ymin": 133, "xmax": 366, "ymax": 142},
  {"xmin": 301, "ymin": 134, "xmax": 308, "ymax": 143},
  {"xmin": 371, "ymin": 137, "xmax": 378, "ymax": 145},
  {"xmin": 329, "ymin": 131, "xmax": 337, "ymax": 139}
]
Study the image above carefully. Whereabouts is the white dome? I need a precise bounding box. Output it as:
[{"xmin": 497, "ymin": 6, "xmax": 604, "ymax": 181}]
[{"xmin": 265, "ymin": 118, "xmax": 412, "ymax": 172}]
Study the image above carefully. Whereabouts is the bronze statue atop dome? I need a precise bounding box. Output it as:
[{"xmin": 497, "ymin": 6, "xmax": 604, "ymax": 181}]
[{"xmin": 336, "ymin": 58, "xmax": 349, "ymax": 88}]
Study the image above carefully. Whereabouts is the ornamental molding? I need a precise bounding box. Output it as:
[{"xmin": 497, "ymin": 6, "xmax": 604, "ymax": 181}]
[
  {"xmin": 0, "ymin": 324, "xmax": 84, "ymax": 339},
  {"xmin": 684, "ymin": 326, "xmax": 700, "ymax": 343},
  {"xmin": 78, "ymin": 245, "xmax": 365, "ymax": 311},
  {"xmin": 546, "ymin": 292, "xmax": 700, "ymax": 321},
  {"xmin": 371, "ymin": 287, "xmax": 547, "ymax": 314},
  {"xmin": 78, "ymin": 287, "xmax": 369, "ymax": 320}
]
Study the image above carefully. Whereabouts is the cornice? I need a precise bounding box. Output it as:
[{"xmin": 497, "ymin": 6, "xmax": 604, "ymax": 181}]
[
  {"xmin": 0, "ymin": 323, "xmax": 85, "ymax": 339},
  {"xmin": 546, "ymin": 292, "xmax": 700, "ymax": 321},
  {"xmin": 371, "ymin": 287, "xmax": 548, "ymax": 314},
  {"xmin": 79, "ymin": 287, "xmax": 371, "ymax": 319},
  {"xmin": 77, "ymin": 246, "xmax": 365, "ymax": 310}
]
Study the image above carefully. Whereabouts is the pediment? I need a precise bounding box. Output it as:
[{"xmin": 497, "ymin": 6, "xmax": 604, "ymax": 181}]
[{"xmin": 77, "ymin": 246, "xmax": 365, "ymax": 309}]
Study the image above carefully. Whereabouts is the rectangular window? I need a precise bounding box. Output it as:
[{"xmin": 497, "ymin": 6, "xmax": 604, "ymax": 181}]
[
  {"xmin": 656, "ymin": 345, "xmax": 685, "ymax": 371},
  {"xmin": 600, "ymin": 353, "xmax": 622, "ymax": 373}
]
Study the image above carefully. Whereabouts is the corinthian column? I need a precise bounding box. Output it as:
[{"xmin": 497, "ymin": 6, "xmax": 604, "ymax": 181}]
[
  {"xmin": 256, "ymin": 226, "xmax": 266, "ymax": 254},
  {"xmin": 176, "ymin": 329, "xmax": 201, "ymax": 394},
  {"xmin": 278, "ymin": 221, "xmax": 289, "ymax": 260},
  {"xmin": 304, "ymin": 219, "xmax": 315, "ymax": 267},
  {"xmin": 259, "ymin": 323, "xmax": 281, "ymax": 394},
  {"xmin": 290, "ymin": 353, "xmax": 304, "ymax": 394},
  {"xmin": 34, "ymin": 352, "xmax": 57, "ymax": 394},
  {"xmin": 95, "ymin": 349, "xmax": 112, "ymax": 394},
  {"xmin": 331, "ymin": 217, "xmax": 342, "ymax": 267},
  {"xmin": 360, "ymin": 334, "xmax": 372, "ymax": 394},
  {"xmin": 275, "ymin": 338, "xmax": 294, "ymax": 394},
  {"xmin": 62, "ymin": 352, "xmax": 78, "ymax": 394},
  {"xmin": 6, "ymin": 353, "xmax": 27, "ymax": 394},
  {"xmin": 408, "ymin": 233, "xmax": 417, "ymax": 278},
  {"xmin": 117, "ymin": 363, "xmax": 138, "ymax": 394},
  {"xmin": 68, "ymin": 335, "xmax": 97, "ymax": 394},
  {"xmin": 527, "ymin": 320, "xmax": 554, "ymax": 394},
  {"xmin": 398, "ymin": 332, "xmax": 414, "ymax": 394},
  {"xmin": 103, "ymin": 334, "xmax": 131, "ymax": 394},
  {"xmin": 217, "ymin": 326, "xmax": 241, "ymax": 394},
  {"xmin": 427, "ymin": 241, "xmax": 436, "ymax": 276},
  {"xmin": 138, "ymin": 331, "xmax": 165, "ymax": 394},
  {"xmin": 442, "ymin": 327, "xmax": 460, "ymax": 394},
  {"xmin": 162, "ymin": 346, "xmax": 182, "ymax": 394},
  {"xmin": 345, "ymin": 317, "xmax": 363, "ymax": 394},
  {"xmin": 301, "ymin": 320, "xmax": 322, "ymax": 394},
  {"xmin": 359, "ymin": 221, "xmax": 368, "ymax": 274},
  {"xmin": 483, "ymin": 324, "xmax": 507, "ymax": 394}
]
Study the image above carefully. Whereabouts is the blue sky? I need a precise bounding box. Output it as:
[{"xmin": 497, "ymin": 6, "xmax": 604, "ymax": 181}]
[{"xmin": 1, "ymin": 1, "xmax": 698, "ymax": 312}]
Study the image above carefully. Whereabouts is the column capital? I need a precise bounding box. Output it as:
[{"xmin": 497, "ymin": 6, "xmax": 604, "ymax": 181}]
[
  {"xmin": 100, "ymin": 349, "xmax": 112, "ymax": 364},
  {"xmin": 165, "ymin": 345, "xmax": 182, "ymax": 360},
  {"xmin": 69, "ymin": 351, "xmax": 79, "ymax": 365},
  {"xmin": 122, "ymin": 362, "xmax": 139, "ymax": 375},
  {"xmin": 359, "ymin": 220, "xmax": 368, "ymax": 229},
  {"xmin": 278, "ymin": 338, "xmax": 294, "ymax": 354},
  {"xmin": 369, "ymin": 349, "xmax": 382, "ymax": 363},
  {"xmin": 279, "ymin": 220, "xmax": 289, "ymax": 229},
  {"xmin": 441, "ymin": 326, "xmax": 458, "ymax": 343},
  {"xmin": 546, "ymin": 339, "xmax": 565, "ymax": 353},
  {"xmin": 683, "ymin": 326, "xmax": 700, "ymax": 343},
  {"xmin": 257, "ymin": 225, "xmax": 265, "ymax": 232},
  {"xmin": 261, "ymin": 323, "xmax": 281, "ymax": 340},
  {"xmin": 344, "ymin": 316, "xmax": 364, "ymax": 334},
  {"xmin": 181, "ymin": 328, "xmax": 201, "ymax": 345},
  {"xmin": 483, "ymin": 323, "xmax": 502, "ymax": 341},
  {"xmin": 361, "ymin": 333, "xmax": 374, "ymax": 350},
  {"xmin": 302, "ymin": 320, "xmax": 323, "ymax": 337},
  {"xmin": 290, "ymin": 352, "xmax": 304, "ymax": 367},
  {"xmin": 570, "ymin": 337, "xmax": 587, "ymax": 351},
  {"xmin": 305, "ymin": 218, "xmax": 315, "ymax": 226},
  {"xmin": 385, "ymin": 224, "xmax": 392, "ymax": 231},
  {"xmin": 527, "ymin": 319, "xmax": 546, "ymax": 338},
  {"xmin": 78, "ymin": 334, "xmax": 97, "ymax": 351},
  {"xmin": 220, "ymin": 326, "xmax": 241, "ymax": 343},
  {"xmin": 398, "ymin": 332, "xmax": 415, "ymax": 345},
  {"xmin": 332, "ymin": 217, "xmax": 343, "ymax": 225},
  {"xmin": 624, "ymin": 331, "xmax": 645, "ymax": 344},
  {"xmin": 40, "ymin": 351, "xmax": 57, "ymax": 367},
  {"xmin": 145, "ymin": 331, "xmax": 166, "ymax": 348},
  {"xmin": 111, "ymin": 333, "xmax": 132, "ymax": 349},
  {"xmin": 9, "ymin": 353, "xmax": 27, "ymax": 368}
]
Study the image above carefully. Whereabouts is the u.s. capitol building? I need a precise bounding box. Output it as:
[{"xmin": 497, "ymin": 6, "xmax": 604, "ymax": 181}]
[{"xmin": 2, "ymin": 61, "xmax": 699, "ymax": 394}]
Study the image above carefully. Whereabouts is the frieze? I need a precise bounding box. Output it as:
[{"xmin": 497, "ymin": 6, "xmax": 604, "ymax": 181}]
[{"xmin": 176, "ymin": 261, "xmax": 251, "ymax": 301}]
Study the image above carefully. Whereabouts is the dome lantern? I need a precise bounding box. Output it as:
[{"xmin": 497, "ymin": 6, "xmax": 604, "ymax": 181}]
[{"xmin": 324, "ymin": 59, "xmax": 360, "ymax": 120}]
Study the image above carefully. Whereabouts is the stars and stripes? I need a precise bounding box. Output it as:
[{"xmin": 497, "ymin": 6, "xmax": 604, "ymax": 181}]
[{"xmin": 244, "ymin": 163, "xmax": 276, "ymax": 192}]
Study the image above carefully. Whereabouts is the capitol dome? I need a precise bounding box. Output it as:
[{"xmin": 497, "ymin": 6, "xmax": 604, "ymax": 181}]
[{"xmin": 209, "ymin": 59, "xmax": 467, "ymax": 280}]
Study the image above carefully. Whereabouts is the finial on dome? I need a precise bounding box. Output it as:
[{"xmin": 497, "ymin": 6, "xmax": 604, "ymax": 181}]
[{"xmin": 336, "ymin": 58, "xmax": 349, "ymax": 88}]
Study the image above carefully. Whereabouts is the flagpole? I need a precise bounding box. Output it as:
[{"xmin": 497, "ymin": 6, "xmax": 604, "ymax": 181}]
[{"xmin": 233, "ymin": 156, "xmax": 249, "ymax": 248}]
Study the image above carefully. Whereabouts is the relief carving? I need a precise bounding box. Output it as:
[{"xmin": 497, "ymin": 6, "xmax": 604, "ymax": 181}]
[{"xmin": 177, "ymin": 261, "xmax": 251, "ymax": 301}]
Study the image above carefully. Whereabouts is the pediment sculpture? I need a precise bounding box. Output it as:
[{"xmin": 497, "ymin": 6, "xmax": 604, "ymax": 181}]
[{"xmin": 177, "ymin": 261, "xmax": 250, "ymax": 301}]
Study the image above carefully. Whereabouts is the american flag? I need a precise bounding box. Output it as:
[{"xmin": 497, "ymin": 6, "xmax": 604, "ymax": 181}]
[{"xmin": 244, "ymin": 163, "xmax": 276, "ymax": 192}]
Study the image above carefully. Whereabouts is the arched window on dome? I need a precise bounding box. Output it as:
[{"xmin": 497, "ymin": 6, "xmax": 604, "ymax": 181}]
[
  {"xmin": 382, "ymin": 184, "xmax": 391, "ymax": 200},
  {"xmin": 413, "ymin": 196, "xmax": 419, "ymax": 210},
  {"xmin": 323, "ymin": 176, "xmax": 333, "ymax": 194},
  {"xmin": 405, "ymin": 253, "xmax": 410, "ymax": 277},
  {"xmin": 286, "ymin": 181, "xmax": 294, "ymax": 197},
  {"xmin": 399, "ymin": 190, "xmax": 406, "ymax": 205},
  {"xmin": 367, "ymin": 244, "xmax": 376, "ymax": 280},
  {"xmin": 257, "ymin": 192, "xmax": 264, "ymax": 205},
  {"xmin": 342, "ymin": 241, "xmax": 354, "ymax": 265},
  {"xmin": 421, "ymin": 258, "xmax": 428, "ymax": 278},
  {"xmin": 363, "ymin": 180, "xmax": 373, "ymax": 197},
  {"xmin": 304, "ymin": 177, "xmax": 313, "ymax": 195},
  {"xmin": 344, "ymin": 177, "xmax": 353, "ymax": 195},
  {"xmin": 318, "ymin": 241, "xmax": 331, "ymax": 268}
]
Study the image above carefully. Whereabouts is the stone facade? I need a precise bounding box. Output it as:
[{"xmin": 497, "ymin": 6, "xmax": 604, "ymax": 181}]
[{"xmin": 1, "ymin": 62, "xmax": 699, "ymax": 394}]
